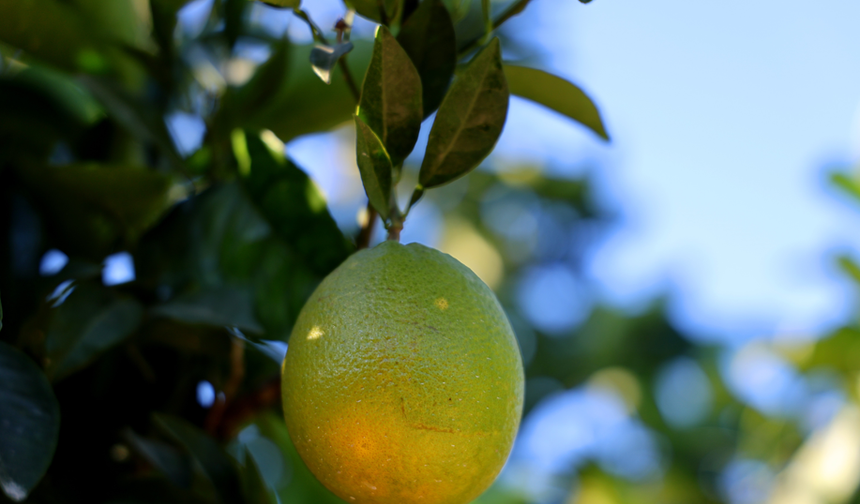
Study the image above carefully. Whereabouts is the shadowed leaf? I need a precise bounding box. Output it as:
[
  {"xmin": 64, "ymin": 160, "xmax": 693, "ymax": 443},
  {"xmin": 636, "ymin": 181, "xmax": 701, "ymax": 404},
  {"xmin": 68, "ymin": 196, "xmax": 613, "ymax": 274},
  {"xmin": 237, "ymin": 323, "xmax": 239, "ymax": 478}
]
[
  {"xmin": 0, "ymin": 343, "xmax": 60, "ymax": 502},
  {"xmin": 419, "ymin": 38, "xmax": 508, "ymax": 188},
  {"xmin": 397, "ymin": 0, "xmax": 456, "ymax": 117},
  {"xmin": 45, "ymin": 282, "xmax": 144, "ymax": 380},
  {"xmin": 153, "ymin": 414, "xmax": 245, "ymax": 504},
  {"xmin": 358, "ymin": 26, "xmax": 423, "ymax": 166}
]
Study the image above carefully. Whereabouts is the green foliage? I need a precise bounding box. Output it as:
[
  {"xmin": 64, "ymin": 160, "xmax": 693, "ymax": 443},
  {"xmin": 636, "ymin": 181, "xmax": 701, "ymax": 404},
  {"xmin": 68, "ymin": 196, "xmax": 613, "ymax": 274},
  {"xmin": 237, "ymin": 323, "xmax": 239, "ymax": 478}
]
[
  {"xmin": 358, "ymin": 26, "xmax": 423, "ymax": 167},
  {"xmin": 504, "ymin": 65, "xmax": 610, "ymax": 141},
  {"xmin": 0, "ymin": 343, "xmax": 60, "ymax": 501},
  {"xmin": 9, "ymin": 2, "xmax": 833, "ymax": 504},
  {"xmin": 419, "ymin": 38, "xmax": 508, "ymax": 189},
  {"xmin": 354, "ymin": 116, "xmax": 395, "ymax": 221},
  {"xmin": 397, "ymin": 0, "xmax": 457, "ymax": 117}
]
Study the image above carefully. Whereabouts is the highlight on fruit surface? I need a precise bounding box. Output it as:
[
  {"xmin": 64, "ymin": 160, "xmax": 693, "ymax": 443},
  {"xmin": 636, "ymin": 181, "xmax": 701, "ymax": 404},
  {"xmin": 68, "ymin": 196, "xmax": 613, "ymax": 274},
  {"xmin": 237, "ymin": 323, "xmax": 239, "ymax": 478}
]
[{"xmin": 281, "ymin": 241, "xmax": 524, "ymax": 504}]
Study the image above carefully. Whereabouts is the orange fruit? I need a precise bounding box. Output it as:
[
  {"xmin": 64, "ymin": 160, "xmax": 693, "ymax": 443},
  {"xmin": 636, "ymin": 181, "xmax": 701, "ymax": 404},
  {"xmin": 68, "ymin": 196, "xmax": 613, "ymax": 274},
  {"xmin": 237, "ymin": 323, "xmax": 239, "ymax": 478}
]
[{"xmin": 281, "ymin": 241, "xmax": 524, "ymax": 504}]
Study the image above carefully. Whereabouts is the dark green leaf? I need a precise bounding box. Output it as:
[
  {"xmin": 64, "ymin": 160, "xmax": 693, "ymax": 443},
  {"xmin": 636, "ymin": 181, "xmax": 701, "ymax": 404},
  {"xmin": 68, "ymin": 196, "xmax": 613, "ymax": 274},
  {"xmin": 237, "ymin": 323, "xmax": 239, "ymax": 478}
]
[
  {"xmin": 225, "ymin": 0, "xmax": 248, "ymax": 49},
  {"xmin": 135, "ymin": 184, "xmax": 318, "ymax": 341},
  {"xmin": 78, "ymin": 76, "xmax": 184, "ymax": 169},
  {"xmin": 123, "ymin": 428, "xmax": 193, "ymax": 489},
  {"xmin": 347, "ymin": 0, "xmax": 384, "ymax": 21},
  {"xmin": 397, "ymin": 0, "xmax": 456, "ymax": 117},
  {"xmin": 239, "ymin": 131, "xmax": 352, "ymax": 274},
  {"xmin": 355, "ymin": 115, "xmax": 394, "ymax": 220},
  {"xmin": 442, "ymin": 0, "xmax": 472, "ymax": 21},
  {"xmin": 0, "ymin": 342, "xmax": 60, "ymax": 501},
  {"xmin": 309, "ymin": 42, "xmax": 354, "ymax": 84},
  {"xmin": 240, "ymin": 448, "xmax": 274, "ymax": 504},
  {"xmin": 259, "ymin": 0, "xmax": 301, "ymax": 7},
  {"xmin": 220, "ymin": 37, "xmax": 291, "ymax": 124},
  {"xmin": 153, "ymin": 414, "xmax": 244, "ymax": 504},
  {"xmin": 45, "ymin": 282, "xmax": 144, "ymax": 380},
  {"xmin": 15, "ymin": 163, "xmax": 175, "ymax": 260},
  {"xmin": 358, "ymin": 26, "xmax": 423, "ymax": 166},
  {"xmin": 503, "ymin": 64, "xmax": 609, "ymax": 141},
  {"xmin": 252, "ymin": 41, "xmax": 373, "ymax": 142},
  {"xmin": 151, "ymin": 286, "xmax": 263, "ymax": 334},
  {"xmin": 419, "ymin": 38, "xmax": 508, "ymax": 188}
]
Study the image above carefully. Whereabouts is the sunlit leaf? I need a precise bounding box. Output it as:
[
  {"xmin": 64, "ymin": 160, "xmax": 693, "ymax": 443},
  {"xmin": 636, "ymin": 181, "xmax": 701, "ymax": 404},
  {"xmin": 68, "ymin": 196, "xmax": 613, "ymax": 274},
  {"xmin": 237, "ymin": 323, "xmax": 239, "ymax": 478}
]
[
  {"xmin": 503, "ymin": 64, "xmax": 609, "ymax": 141},
  {"xmin": 355, "ymin": 116, "xmax": 394, "ymax": 220},
  {"xmin": 832, "ymin": 172, "xmax": 860, "ymax": 205},
  {"xmin": 397, "ymin": 0, "xmax": 456, "ymax": 117},
  {"xmin": 153, "ymin": 414, "xmax": 245, "ymax": 504},
  {"xmin": 0, "ymin": 342, "xmax": 60, "ymax": 502},
  {"xmin": 239, "ymin": 131, "xmax": 352, "ymax": 274},
  {"xmin": 419, "ymin": 38, "xmax": 508, "ymax": 188},
  {"xmin": 45, "ymin": 282, "xmax": 144, "ymax": 380},
  {"xmin": 838, "ymin": 255, "xmax": 860, "ymax": 285},
  {"xmin": 358, "ymin": 26, "xmax": 423, "ymax": 166}
]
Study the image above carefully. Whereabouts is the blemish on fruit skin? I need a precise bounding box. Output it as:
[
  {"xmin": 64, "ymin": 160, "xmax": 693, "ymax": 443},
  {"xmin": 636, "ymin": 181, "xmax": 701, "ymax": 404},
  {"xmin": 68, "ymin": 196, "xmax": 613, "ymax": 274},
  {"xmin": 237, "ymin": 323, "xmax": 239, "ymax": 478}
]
[
  {"xmin": 434, "ymin": 298, "xmax": 449, "ymax": 310},
  {"xmin": 307, "ymin": 326, "xmax": 324, "ymax": 340}
]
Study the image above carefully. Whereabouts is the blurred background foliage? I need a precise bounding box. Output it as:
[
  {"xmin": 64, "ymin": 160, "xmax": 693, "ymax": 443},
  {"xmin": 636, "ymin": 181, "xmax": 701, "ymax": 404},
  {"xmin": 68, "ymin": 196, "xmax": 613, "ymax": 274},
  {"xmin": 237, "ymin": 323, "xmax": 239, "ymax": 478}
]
[{"xmin": 2, "ymin": 1, "xmax": 860, "ymax": 504}]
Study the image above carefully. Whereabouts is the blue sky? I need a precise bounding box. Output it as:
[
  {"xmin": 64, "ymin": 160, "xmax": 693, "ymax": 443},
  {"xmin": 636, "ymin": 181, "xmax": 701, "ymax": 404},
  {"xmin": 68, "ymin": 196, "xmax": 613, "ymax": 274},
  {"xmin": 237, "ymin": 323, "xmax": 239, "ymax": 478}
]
[{"xmin": 496, "ymin": 0, "xmax": 860, "ymax": 341}]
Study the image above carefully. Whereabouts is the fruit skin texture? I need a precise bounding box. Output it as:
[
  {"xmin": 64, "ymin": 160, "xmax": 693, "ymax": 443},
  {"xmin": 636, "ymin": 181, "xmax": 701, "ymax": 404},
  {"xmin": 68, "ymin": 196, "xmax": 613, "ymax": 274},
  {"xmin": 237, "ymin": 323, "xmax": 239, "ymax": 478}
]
[{"xmin": 281, "ymin": 241, "xmax": 524, "ymax": 504}]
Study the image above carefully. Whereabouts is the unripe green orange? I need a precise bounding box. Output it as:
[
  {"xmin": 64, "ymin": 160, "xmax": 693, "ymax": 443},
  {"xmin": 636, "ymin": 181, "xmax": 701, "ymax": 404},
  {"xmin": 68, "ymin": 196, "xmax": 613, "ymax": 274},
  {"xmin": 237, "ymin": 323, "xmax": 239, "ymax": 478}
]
[{"xmin": 281, "ymin": 241, "xmax": 524, "ymax": 504}]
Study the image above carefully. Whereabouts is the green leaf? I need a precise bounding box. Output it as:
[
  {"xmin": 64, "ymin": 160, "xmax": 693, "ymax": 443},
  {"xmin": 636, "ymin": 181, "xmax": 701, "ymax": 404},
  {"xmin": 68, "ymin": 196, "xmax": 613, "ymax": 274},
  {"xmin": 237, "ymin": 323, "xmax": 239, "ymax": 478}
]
[
  {"xmin": 259, "ymin": 0, "xmax": 301, "ymax": 7},
  {"xmin": 251, "ymin": 41, "xmax": 373, "ymax": 142},
  {"xmin": 15, "ymin": 163, "xmax": 175, "ymax": 260},
  {"xmin": 45, "ymin": 282, "xmax": 144, "ymax": 380},
  {"xmin": 397, "ymin": 0, "xmax": 457, "ymax": 117},
  {"xmin": 832, "ymin": 172, "xmax": 860, "ymax": 204},
  {"xmin": 355, "ymin": 115, "xmax": 394, "ymax": 220},
  {"xmin": 240, "ymin": 131, "xmax": 352, "ymax": 274},
  {"xmin": 442, "ymin": 0, "xmax": 472, "ymax": 21},
  {"xmin": 838, "ymin": 255, "xmax": 860, "ymax": 285},
  {"xmin": 225, "ymin": 0, "xmax": 248, "ymax": 49},
  {"xmin": 358, "ymin": 26, "xmax": 423, "ymax": 166},
  {"xmin": 240, "ymin": 448, "xmax": 275, "ymax": 504},
  {"xmin": 0, "ymin": 342, "xmax": 60, "ymax": 501},
  {"xmin": 151, "ymin": 286, "xmax": 264, "ymax": 334},
  {"xmin": 221, "ymin": 37, "xmax": 291, "ymax": 124},
  {"xmin": 419, "ymin": 38, "xmax": 508, "ymax": 188},
  {"xmin": 124, "ymin": 428, "xmax": 193, "ymax": 489},
  {"xmin": 503, "ymin": 64, "xmax": 609, "ymax": 141},
  {"xmin": 347, "ymin": 0, "xmax": 386, "ymax": 22},
  {"xmin": 153, "ymin": 414, "xmax": 245, "ymax": 504}
]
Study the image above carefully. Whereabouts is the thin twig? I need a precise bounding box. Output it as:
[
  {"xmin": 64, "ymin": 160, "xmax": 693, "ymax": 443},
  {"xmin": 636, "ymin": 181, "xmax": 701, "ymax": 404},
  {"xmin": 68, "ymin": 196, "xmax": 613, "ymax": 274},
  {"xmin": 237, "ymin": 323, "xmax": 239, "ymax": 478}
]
[{"xmin": 339, "ymin": 57, "xmax": 362, "ymax": 103}]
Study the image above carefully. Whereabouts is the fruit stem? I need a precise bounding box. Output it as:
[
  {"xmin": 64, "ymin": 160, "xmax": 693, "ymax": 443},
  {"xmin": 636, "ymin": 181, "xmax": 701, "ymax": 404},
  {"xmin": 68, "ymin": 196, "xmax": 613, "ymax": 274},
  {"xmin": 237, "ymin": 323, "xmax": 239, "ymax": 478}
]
[{"xmin": 387, "ymin": 223, "xmax": 402, "ymax": 241}]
